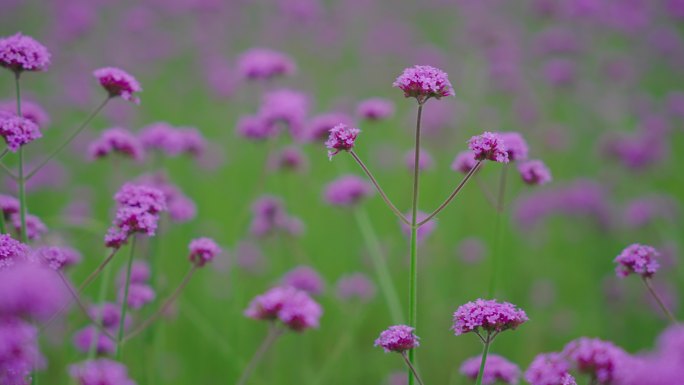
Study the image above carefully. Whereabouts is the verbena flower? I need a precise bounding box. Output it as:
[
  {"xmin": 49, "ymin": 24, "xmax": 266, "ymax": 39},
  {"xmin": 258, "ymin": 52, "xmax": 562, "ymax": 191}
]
[
  {"xmin": 259, "ymin": 89, "xmax": 309, "ymax": 139},
  {"xmin": 323, "ymin": 175, "xmax": 374, "ymax": 207},
  {"xmin": 11, "ymin": 213, "xmax": 47, "ymax": 241},
  {"xmin": 237, "ymin": 48, "xmax": 296, "ymax": 81},
  {"xmin": 116, "ymin": 260, "xmax": 150, "ymax": 287},
  {"xmin": 614, "ymin": 243, "xmax": 660, "ymax": 278},
  {"xmin": 135, "ymin": 172, "xmax": 197, "ymax": 223},
  {"xmin": 562, "ymin": 338, "xmax": 627, "ymax": 385},
  {"xmin": 88, "ymin": 127, "xmax": 145, "ymax": 162},
  {"xmin": 281, "ymin": 266, "xmax": 325, "ymax": 296},
  {"xmin": 460, "ymin": 354, "xmax": 521, "ymax": 385},
  {"xmin": 335, "ymin": 273, "xmax": 376, "ymax": 303},
  {"xmin": 0, "ymin": 317, "xmax": 45, "ymax": 385},
  {"xmin": 518, "ymin": 160, "xmax": 552, "ymax": 186},
  {"xmin": 0, "ymin": 99, "xmax": 50, "ymax": 128},
  {"xmin": 0, "ymin": 115, "xmax": 42, "ymax": 152},
  {"xmin": 105, "ymin": 183, "xmax": 167, "ymax": 248},
  {"xmin": 325, "ymin": 124, "xmax": 360, "ymax": 160},
  {"xmin": 393, "ymin": 65, "xmax": 454, "ymax": 103},
  {"xmin": 188, "ymin": 237, "xmax": 221, "ymax": 267},
  {"xmin": 499, "ymin": 132, "xmax": 529, "ymax": 162},
  {"xmin": 88, "ymin": 303, "xmax": 131, "ymax": 330},
  {"xmin": 244, "ymin": 285, "xmax": 323, "ymax": 331},
  {"xmin": 305, "ymin": 112, "xmax": 355, "ymax": 142},
  {"xmin": 0, "ymin": 234, "xmax": 29, "ymax": 270},
  {"xmin": 269, "ymin": 146, "xmax": 308, "ymax": 173},
  {"xmin": 69, "ymin": 359, "xmax": 136, "ymax": 385},
  {"xmin": 93, "ymin": 67, "xmax": 142, "ymax": 104},
  {"xmin": 249, "ymin": 195, "xmax": 303, "ymax": 238},
  {"xmin": 118, "ymin": 283, "xmax": 155, "ymax": 310},
  {"xmin": 72, "ymin": 326, "xmax": 116, "ymax": 355},
  {"xmin": 235, "ymin": 115, "xmax": 277, "ymax": 141},
  {"xmin": 32, "ymin": 245, "xmax": 81, "ymax": 270},
  {"xmin": 374, "ymin": 325, "xmax": 420, "ymax": 353},
  {"xmin": 0, "ymin": 194, "xmax": 19, "ymax": 217},
  {"xmin": 524, "ymin": 353, "xmax": 577, "ymax": 385},
  {"xmin": 0, "ymin": 33, "xmax": 51, "ymax": 73},
  {"xmin": 0, "ymin": 261, "xmax": 69, "ymax": 321},
  {"xmin": 452, "ymin": 299, "xmax": 528, "ymax": 336},
  {"xmin": 468, "ymin": 132, "xmax": 509, "ymax": 163},
  {"xmin": 356, "ymin": 98, "xmax": 395, "ymax": 121},
  {"xmin": 404, "ymin": 148, "xmax": 434, "ymax": 171},
  {"xmin": 139, "ymin": 122, "xmax": 206, "ymax": 158}
]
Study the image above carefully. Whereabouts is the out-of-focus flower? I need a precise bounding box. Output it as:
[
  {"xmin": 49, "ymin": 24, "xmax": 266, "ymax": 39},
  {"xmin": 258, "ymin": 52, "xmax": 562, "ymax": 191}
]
[
  {"xmin": 451, "ymin": 151, "xmax": 479, "ymax": 174},
  {"xmin": 356, "ymin": 98, "xmax": 395, "ymax": 121},
  {"xmin": 460, "ymin": 354, "xmax": 521, "ymax": 385},
  {"xmin": 11, "ymin": 213, "xmax": 47, "ymax": 241},
  {"xmin": 404, "ymin": 148, "xmax": 434, "ymax": 171},
  {"xmin": 304, "ymin": 112, "xmax": 355, "ymax": 142},
  {"xmin": 188, "ymin": 237, "xmax": 221, "ymax": 267},
  {"xmin": 69, "ymin": 359, "xmax": 136, "ymax": 385},
  {"xmin": 237, "ymin": 48, "xmax": 296, "ymax": 81},
  {"xmin": 88, "ymin": 127, "xmax": 145, "ymax": 162},
  {"xmin": 0, "ymin": 115, "xmax": 42, "ymax": 152},
  {"xmin": 335, "ymin": 273, "xmax": 376, "ymax": 302},
  {"xmin": 0, "ymin": 317, "xmax": 45, "ymax": 385},
  {"xmin": 0, "ymin": 99, "xmax": 49, "ymax": 128},
  {"xmin": 563, "ymin": 338, "xmax": 627, "ymax": 385},
  {"xmin": 468, "ymin": 132, "xmax": 509, "ymax": 163},
  {"xmin": 259, "ymin": 89, "xmax": 309, "ymax": 139},
  {"xmin": 400, "ymin": 210, "xmax": 436, "ymax": 243},
  {"xmin": 244, "ymin": 285, "xmax": 323, "ymax": 331},
  {"xmin": 281, "ymin": 266, "xmax": 325, "ymax": 296},
  {"xmin": 518, "ymin": 160, "xmax": 552, "ymax": 186},
  {"xmin": 32, "ymin": 246, "xmax": 81, "ymax": 270},
  {"xmin": 524, "ymin": 353, "xmax": 576, "ymax": 385},
  {"xmin": 499, "ymin": 132, "xmax": 529, "ymax": 162},
  {"xmin": 0, "ymin": 261, "xmax": 69, "ymax": 321},
  {"xmin": 323, "ymin": 175, "xmax": 373, "ymax": 207}
]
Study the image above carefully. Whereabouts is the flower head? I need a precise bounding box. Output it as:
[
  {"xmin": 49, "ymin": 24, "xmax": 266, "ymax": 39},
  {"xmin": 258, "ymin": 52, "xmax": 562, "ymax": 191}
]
[
  {"xmin": 235, "ymin": 115, "xmax": 277, "ymax": 141},
  {"xmin": 325, "ymin": 124, "xmax": 360, "ymax": 160},
  {"xmin": 357, "ymin": 98, "xmax": 395, "ymax": 121},
  {"xmin": 452, "ymin": 299, "xmax": 528, "ymax": 336},
  {"xmin": 269, "ymin": 146, "xmax": 308, "ymax": 173},
  {"xmin": 525, "ymin": 353, "xmax": 576, "ymax": 385},
  {"xmin": 374, "ymin": 325, "xmax": 420, "ymax": 353},
  {"xmin": 105, "ymin": 183, "xmax": 167, "ymax": 248},
  {"xmin": 460, "ymin": 354, "xmax": 521, "ymax": 385},
  {"xmin": 88, "ymin": 127, "xmax": 145, "ymax": 162},
  {"xmin": 0, "ymin": 261, "xmax": 70, "ymax": 321},
  {"xmin": 499, "ymin": 132, "xmax": 529, "ymax": 162},
  {"xmin": 188, "ymin": 237, "xmax": 221, "ymax": 267},
  {"xmin": 393, "ymin": 65, "xmax": 454, "ymax": 102},
  {"xmin": 335, "ymin": 273, "xmax": 376, "ymax": 303},
  {"xmin": 93, "ymin": 67, "xmax": 142, "ymax": 104},
  {"xmin": 249, "ymin": 195, "xmax": 303, "ymax": 238},
  {"xmin": 88, "ymin": 303, "xmax": 131, "ymax": 330},
  {"xmin": 0, "ymin": 33, "xmax": 50, "ymax": 73},
  {"xmin": 518, "ymin": 160, "xmax": 552, "ymax": 186},
  {"xmin": 0, "ymin": 115, "xmax": 42, "ymax": 152},
  {"xmin": 0, "ymin": 99, "xmax": 50, "ymax": 128},
  {"xmin": 135, "ymin": 172, "xmax": 196, "ymax": 223},
  {"xmin": 305, "ymin": 112, "xmax": 355, "ymax": 142},
  {"xmin": 237, "ymin": 48, "xmax": 296, "ymax": 81},
  {"xmin": 323, "ymin": 175, "xmax": 374, "ymax": 207},
  {"xmin": 451, "ymin": 151, "xmax": 479, "ymax": 174},
  {"xmin": 468, "ymin": 132, "xmax": 509, "ymax": 163},
  {"xmin": 32, "ymin": 246, "xmax": 81, "ymax": 270},
  {"xmin": 281, "ymin": 265, "xmax": 325, "ymax": 296},
  {"xmin": 118, "ymin": 283, "xmax": 155, "ymax": 310},
  {"xmin": 0, "ymin": 234, "xmax": 29, "ymax": 270},
  {"xmin": 0, "ymin": 194, "xmax": 19, "ymax": 217},
  {"xmin": 11, "ymin": 213, "xmax": 47, "ymax": 241},
  {"xmin": 563, "ymin": 338, "xmax": 626, "ymax": 385},
  {"xmin": 614, "ymin": 244, "xmax": 660, "ymax": 278},
  {"xmin": 69, "ymin": 359, "xmax": 136, "ymax": 385},
  {"xmin": 0, "ymin": 318, "xmax": 44, "ymax": 385},
  {"xmin": 73, "ymin": 326, "xmax": 116, "ymax": 356},
  {"xmin": 259, "ymin": 89, "xmax": 309, "ymax": 139},
  {"xmin": 244, "ymin": 285, "xmax": 322, "ymax": 331}
]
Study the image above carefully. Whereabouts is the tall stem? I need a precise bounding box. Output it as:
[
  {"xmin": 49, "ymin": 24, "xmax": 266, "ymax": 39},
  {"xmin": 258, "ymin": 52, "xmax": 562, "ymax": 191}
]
[
  {"xmin": 401, "ymin": 351, "xmax": 425, "ymax": 385},
  {"xmin": 236, "ymin": 325, "xmax": 283, "ymax": 385},
  {"xmin": 27, "ymin": 97, "xmax": 110, "ymax": 180},
  {"xmin": 407, "ymin": 103, "xmax": 423, "ymax": 385},
  {"xmin": 487, "ymin": 164, "xmax": 508, "ymax": 298},
  {"xmin": 417, "ymin": 161, "xmax": 482, "ymax": 226},
  {"xmin": 349, "ymin": 150, "xmax": 409, "ymax": 225},
  {"xmin": 353, "ymin": 208, "xmax": 404, "ymax": 324},
  {"xmin": 15, "ymin": 74, "xmax": 28, "ymax": 243},
  {"xmin": 475, "ymin": 336, "xmax": 491, "ymax": 385},
  {"xmin": 115, "ymin": 237, "xmax": 137, "ymax": 360},
  {"xmin": 87, "ymin": 254, "xmax": 114, "ymax": 359},
  {"xmin": 78, "ymin": 248, "xmax": 120, "ymax": 291},
  {"xmin": 642, "ymin": 277, "xmax": 677, "ymax": 323}
]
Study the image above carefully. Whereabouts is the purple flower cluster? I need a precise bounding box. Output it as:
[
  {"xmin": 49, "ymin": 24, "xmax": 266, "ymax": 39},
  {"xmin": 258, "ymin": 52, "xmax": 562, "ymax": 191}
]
[
  {"xmin": 452, "ymin": 299, "xmax": 528, "ymax": 336},
  {"xmin": 614, "ymin": 243, "xmax": 660, "ymax": 278},
  {"xmin": 235, "ymin": 115, "xmax": 278, "ymax": 141},
  {"xmin": 0, "ymin": 233, "xmax": 28, "ymax": 270},
  {"xmin": 518, "ymin": 160, "xmax": 552, "ymax": 186},
  {"xmin": 259, "ymin": 89, "xmax": 310, "ymax": 137},
  {"xmin": 323, "ymin": 175, "xmax": 374, "ymax": 207},
  {"xmin": 188, "ymin": 237, "xmax": 221, "ymax": 267},
  {"xmin": 88, "ymin": 127, "xmax": 145, "ymax": 162},
  {"xmin": 393, "ymin": 65, "xmax": 454, "ymax": 102},
  {"xmin": 69, "ymin": 359, "xmax": 136, "ymax": 385},
  {"xmin": 305, "ymin": 112, "xmax": 355, "ymax": 142},
  {"xmin": 0, "ymin": 261, "xmax": 69, "ymax": 321},
  {"xmin": 93, "ymin": 67, "xmax": 142, "ymax": 104},
  {"xmin": 468, "ymin": 132, "xmax": 509, "ymax": 163},
  {"xmin": 499, "ymin": 132, "xmax": 529, "ymax": 162},
  {"xmin": 244, "ymin": 285, "xmax": 323, "ymax": 331},
  {"xmin": 237, "ymin": 48, "xmax": 296, "ymax": 81},
  {"xmin": 0, "ymin": 33, "xmax": 51, "ymax": 73},
  {"xmin": 374, "ymin": 325, "xmax": 420, "ymax": 353},
  {"xmin": 335, "ymin": 273, "xmax": 376, "ymax": 302},
  {"xmin": 325, "ymin": 124, "xmax": 360, "ymax": 159},
  {"xmin": 117, "ymin": 259, "xmax": 155, "ymax": 310},
  {"xmin": 451, "ymin": 151, "xmax": 479, "ymax": 174},
  {"xmin": 356, "ymin": 98, "xmax": 395, "ymax": 121},
  {"xmin": 269, "ymin": 146, "xmax": 308, "ymax": 173},
  {"xmin": 105, "ymin": 183, "xmax": 167, "ymax": 248},
  {"xmin": 0, "ymin": 318, "xmax": 44, "ymax": 385},
  {"xmin": 249, "ymin": 195, "xmax": 303, "ymax": 238},
  {"xmin": 135, "ymin": 173, "xmax": 196, "ymax": 223},
  {"xmin": 73, "ymin": 303, "xmax": 131, "ymax": 355},
  {"xmin": 0, "ymin": 115, "xmax": 42, "ymax": 152},
  {"xmin": 563, "ymin": 338, "xmax": 626, "ymax": 385},
  {"xmin": 459, "ymin": 354, "xmax": 520, "ymax": 385},
  {"xmin": 0, "ymin": 99, "xmax": 50, "ymax": 128},
  {"xmin": 11, "ymin": 213, "xmax": 47, "ymax": 240},
  {"xmin": 281, "ymin": 265, "xmax": 325, "ymax": 296},
  {"xmin": 139, "ymin": 122, "xmax": 206, "ymax": 158},
  {"xmin": 524, "ymin": 353, "xmax": 577, "ymax": 385},
  {"xmin": 404, "ymin": 148, "xmax": 434, "ymax": 171},
  {"xmin": 32, "ymin": 245, "xmax": 81, "ymax": 270}
]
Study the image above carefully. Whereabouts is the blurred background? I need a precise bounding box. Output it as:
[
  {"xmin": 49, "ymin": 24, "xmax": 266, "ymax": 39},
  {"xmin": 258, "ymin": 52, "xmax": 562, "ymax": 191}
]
[{"xmin": 1, "ymin": 0, "xmax": 683, "ymax": 384}]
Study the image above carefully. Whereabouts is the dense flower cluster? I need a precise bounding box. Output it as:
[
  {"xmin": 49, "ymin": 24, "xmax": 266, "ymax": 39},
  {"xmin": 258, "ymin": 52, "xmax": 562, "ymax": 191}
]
[
  {"xmin": 281, "ymin": 266, "xmax": 325, "ymax": 296},
  {"xmin": 88, "ymin": 127, "xmax": 144, "ymax": 162},
  {"xmin": 305, "ymin": 112, "xmax": 355, "ymax": 142},
  {"xmin": 563, "ymin": 338, "xmax": 626, "ymax": 385},
  {"xmin": 0, "ymin": 233, "xmax": 29, "ymax": 270},
  {"xmin": 614, "ymin": 243, "xmax": 660, "ymax": 278},
  {"xmin": 459, "ymin": 354, "xmax": 520, "ymax": 385},
  {"xmin": 524, "ymin": 353, "xmax": 577, "ymax": 385},
  {"xmin": 0, "ymin": 318, "xmax": 44, "ymax": 385},
  {"xmin": 451, "ymin": 151, "xmax": 479, "ymax": 174},
  {"xmin": 0, "ymin": 99, "xmax": 50, "ymax": 128},
  {"xmin": 32, "ymin": 245, "xmax": 81, "ymax": 270},
  {"xmin": 325, "ymin": 124, "xmax": 360, "ymax": 159},
  {"xmin": 452, "ymin": 299, "xmax": 528, "ymax": 336},
  {"xmin": 244, "ymin": 286, "xmax": 323, "ymax": 331},
  {"xmin": 0, "ymin": 115, "xmax": 42, "ymax": 151},
  {"xmin": 393, "ymin": 65, "xmax": 454, "ymax": 102},
  {"xmin": 105, "ymin": 183, "xmax": 167, "ymax": 248},
  {"xmin": 188, "ymin": 237, "xmax": 221, "ymax": 267},
  {"xmin": 237, "ymin": 48, "xmax": 296, "ymax": 81},
  {"xmin": 0, "ymin": 33, "xmax": 50, "ymax": 72},
  {"xmin": 518, "ymin": 160, "xmax": 552, "ymax": 186},
  {"xmin": 93, "ymin": 67, "xmax": 142, "ymax": 104},
  {"xmin": 69, "ymin": 359, "xmax": 136, "ymax": 385},
  {"xmin": 135, "ymin": 173, "xmax": 196, "ymax": 223},
  {"xmin": 11, "ymin": 213, "xmax": 47, "ymax": 241},
  {"xmin": 468, "ymin": 132, "xmax": 509, "ymax": 163},
  {"xmin": 374, "ymin": 325, "xmax": 420, "ymax": 353},
  {"xmin": 499, "ymin": 132, "xmax": 529, "ymax": 162}
]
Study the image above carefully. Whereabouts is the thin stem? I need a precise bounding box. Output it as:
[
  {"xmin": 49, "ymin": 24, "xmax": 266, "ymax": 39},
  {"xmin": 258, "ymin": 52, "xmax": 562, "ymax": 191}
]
[
  {"xmin": 417, "ymin": 161, "xmax": 483, "ymax": 227},
  {"xmin": 353, "ymin": 208, "xmax": 404, "ymax": 324},
  {"xmin": 349, "ymin": 150, "xmax": 410, "ymax": 226},
  {"xmin": 78, "ymin": 248, "xmax": 119, "ymax": 292},
  {"xmin": 0, "ymin": 148, "xmax": 8, "ymax": 161},
  {"xmin": 27, "ymin": 97, "xmax": 110, "ymax": 180},
  {"xmin": 124, "ymin": 266, "xmax": 198, "ymax": 342},
  {"xmin": 474, "ymin": 175, "xmax": 496, "ymax": 209},
  {"xmin": 0, "ymin": 213, "xmax": 5, "ymax": 234},
  {"xmin": 407, "ymin": 102, "xmax": 424, "ymax": 385},
  {"xmin": 475, "ymin": 336, "xmax": 492, "ymax": 385},
  {"xmin": 15, "ymin": 74, "xmax": 28, "ymax": 243},
  {"xmin": 0, "ymin": 161, "xmax": 18, "ymax": 180},
  {"xmin": 87, "ymin": 253, "xmax": 115, "ymax": 359},
  {"xmin": 115, "ymin": 237, "xmax": 137, "ymax": 360},
  {"xmin": 487, "ymin": 164, "xmax": 508, "ymax": 298},
  {"xmin": 401, "ymin": 351, "xmax": 425, "ymax": 385},
  {"xmin": 236, "ymin": 324, "xmax": 283, "ymax": 385},
  {"xmin": 642, "ymin": 277, "xmax": 677, "ymax": 323}
]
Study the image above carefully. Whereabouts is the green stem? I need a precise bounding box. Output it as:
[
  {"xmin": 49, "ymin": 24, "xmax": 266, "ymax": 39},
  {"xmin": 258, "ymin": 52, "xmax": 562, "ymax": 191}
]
[
  {"xmin": 116, "ymin": 237, "xmax": 137, "ymax": 360},
  {"xmin": 475, "ymin": 337, "xmax": 491, "ymax": 385},
  {"xmin": 27, "ymin": 97, "xmax": 110, "ymax": 180},
  {"xmin": 236, "ymin": 324, "xmax": 283, "ymax": 385},
  {"xmin": 407, "ymin": 103, "xmax": 423, "ymax": 385},
  {"xmin": 417, "ymin": 161, "xmax": 483, "ymax": 226},
  {"xmin": 642, "ymin": 277, "xmax": 677, "ymax": 323},
  {"xmin": 487, "ymin": 164, "xmax": 508, "ymax": 298},
  {"xmin": 353, "ymin": 208, "xmax": 403, "ymax": 324},
  {"xmin": 87, "ymin": 252, "xmax": 114, "ymax": 359},
  {"xmin": 15, "ymin": 74, "xmax": 28, "ymax": 243},
  {"xmin": 402, "ymin": 351, "xmax": 425, "ymax": 385}
]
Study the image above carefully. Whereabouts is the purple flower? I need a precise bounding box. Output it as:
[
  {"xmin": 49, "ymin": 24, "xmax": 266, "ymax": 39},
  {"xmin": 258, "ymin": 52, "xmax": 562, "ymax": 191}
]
[
  {"xmin": 235, "ymin": 241, "xmax": 267, "ymax": 275},
  {"xmin": 468, "ymin": 132, "xmax": 509, "ymax": 163},
  {"xmin": 374, "ymin": 325, "xmax": 419, "ymax": 353},
  {"xmin": 88, "ymin": 303, "xmax": 131, "ymax": 330},
  {"xmin": 452, "ymin": 299, "xmax": 528, "ymax": 336},
  {"xmin": 188, "ymin": 237, "xmax": 221, "ymax": 267},
  {"xmin": 117, "ymin": 260, "xmax": 150, "ymax": 287},
  {"xmin": 623, "ymin": 196, "xmax": 678, "ymax": 229},
  {"xmin": 335, "ymin": 273, "xmax": 376, "ymax": 302},
  {"xmin": 393, "ymin": 65, "xmax": 454, "ymax": 102},
  {"xmin": 118, "ymin": 283, "xmax": 155, "ymax": 310},
  {"xmin": 542, "ymin": 58, "xmax": 576, "ymax": 87},
  {"xmin": 88, "ymin": 127, "xmax": 145, "ymax": 162},
  {"xmin": 269, "ymin": 146, "xmax": 308, "ymax": 173},
  {"xmin": 563, "ymin": 338, "xmax": 627, "ymax": 385},
  {"xmin": 404, "ymin": 148, "xmax": 434, "ymax": 171},
  {"xmin": 499, "ymin": 132, "xmax": 529, "ymax": 162},
  {"xmin": 525, "ymin": 353, "xmax": 577, "ymax": 385},
  {"xmin": 323, "ymin": 175, "xmax": 374, "ymax": 207},
  {"xmin": 451, "ymin": 151, "xmax": 479, "ymax": 174},
  {"xmin": 518, "ymin": 160, "xmax": 552, "ymax": 186},
  {"xmin": 614, "ymin": 244, "xmax": 660, "ymax": 278},
  {"xmin": 135, "ymin": 172, "xmax": 196, "ymax": 223},
  {"xmin": 460, "ymin": 354, "xmax": 521, "ymax": 385},
  {"xmin": 0, "ymin": 99, "xmax": 50, "ymax": 128},
  {"xmin": 139, "ymin": 122, "xmax": 205, "ymax": 158},
  {"xmin": 305, "ymin": 112, "xmax": 355, "ymax": 142},
  {"xmin": 244, "ymin": 285, "xmax": 323, "ymax": 331},
  {"xmin": 0, "ymin": 194, "xmax": 19, "ymax": 217},
  {"xmin": 281, "ymin": 265, "xmax": 325, "ymax": 296},
  {"xmin": 69, "ymin": 359, "xmax": 136, "ymax": 385},
  {"xmin": 0, "ymin": 317, "xmax": 44, "ymax": 385},
  {"xmin": 237, "ymin": 48, "xmax": 296, "ymax": 81},
  {"xmin": 73, "ymin": 326, "xmax": 116, "ymax": 355},
  {"xmin": 105, "ymin": 183, "xmax": 167, "ymax": 248},
  {"xmin": 0, "ymin": 261, "xmax": 69, "ymax": 321},
  {"xmin": 249, "ymin": 195, "xmax": 303, "ymax": 238},
  {"xmin": 259, "ymin": 89, "xmax": 309, "ymax": 139},
  {"xmin": 32, "ymin": 246, "xmax": 81, "ymax": 270},
  {"xmin": 0, "ymin": 33, "xmax": 51, "ymax": 73},
  {"xmin": 325, "ymin": 124, "xmax": 360, "ymax": 159},
  {"xmin": 0, "ymin": 233, "xmax": 28, "ymax": 270},
  {"xmin": 93, "ymin": 67, "xmax": 142, "ymax": 104},
  {"xmin": 0, "ymin": 115, "xmax": 42, "ymax": 152},
  {"xmin": 235, "ymin": 115, "xmax": 277, "ymax": 141},
  {"xmin": 11, "ymin": 213, "xmax": 47, "ymax": 241},
  {"xmin": 356, "ymin": 98, "xmax": 395, "ymax": 121}
]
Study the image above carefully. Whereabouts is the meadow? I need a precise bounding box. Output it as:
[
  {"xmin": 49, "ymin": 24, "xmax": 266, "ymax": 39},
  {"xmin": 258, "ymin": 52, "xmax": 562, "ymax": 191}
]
[{"xmin": 0, "ymin": 1, "xmax": 683, "ymax": 384}]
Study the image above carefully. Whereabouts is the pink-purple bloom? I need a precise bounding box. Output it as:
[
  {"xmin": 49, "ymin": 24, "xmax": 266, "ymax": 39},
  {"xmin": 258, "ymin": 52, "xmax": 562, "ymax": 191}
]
[
  {"xmin": 305, "ymin": 112, "xmax": 355, "ymax": 142},
  {"xmin": 323, "ymin": 175, "xmax": 374, "ymax": 207},
  {"xmin": 404, "ymin": 148, "xmax": 434, "ymax": 171},
  {"xmin": 88, "ymin": 127, "xmax": 145, "ymax": 162},
  {"xmin": 0, "ymin": 115, "xmax": 42, "ymax": 152},
  {"xmin": 32, "ymin": 246, "xmax": 81, "ymax": 270},
  {"xmin": 356, "ymin": 98, "xmax": 395, "ymax": 121},
  {"xmin": 188, "ymin": 237, "xmax": 221, "ymax": 267},
  {"xmin": 562, "ymin": 338, "xmax": 626, "ymax": 385},
  {"xmin": 0, "ymin": 33, "xmax": 51, "ymax": 73},
  {"xmin": 73, "ymin": 326, "xmax": 116, "ymax": 356},
  {"xmin": 118, "ymin": 283, "xmax": 155, "ymax": 310},
  {"xmin": 249, "ymin": 195, "xmax": 303, "ymax": 238},
  {"xmin": 460, "ymin": 354, "xmax": 521, "ymax": 385},
  {"xmin": 11, "ymin": 213, "xmax": 47, "ymax": 241},
  {"xmin": 237, "ymin": 48, "xmax": 296, "ymax": 81},
  {"xmin": 0, "ymin": 261, "xmax": 69, "ymax": 321},
  {"xmin": 69, "ymin": 359, "xmax": 136, "ymax": 385},
  {"xmin": 468, "ymin": 132, "xmax": 509, "ymax": 163},
  {"xmin": 325, "ymin": 124, "xmax": 360, "ymax": 159},
  {"xmin": 235, "ymin": 115, "xmax": 277, "ymax": 141},
  {"xmin": 614, "ymin": 244, "xmax": 660, "ymax": 278},
  {"xmin": 0, "ymin": 99, "xmax": 49, "ymax": 128},
  {"xmin": 281, "ymin": 266, "xmax": 325, "ymax": 296},
  {"xmin": 393, "ymin": 65, "xmax": 454, "ymax": 102},
  {"xmin": 452, "ymin": 299, "xmax": 528, "ymax": 336},
  {"xmin": 259, "ymin": 89, "xmax": 309, "ymax": 138},
  {"xmin": 524, "ymin": 353, "xmax": 577, "ymax": 385},
  {"xmin": 93, "ymin": 67, "xmax": 142, "ymax": 104},
  {"xmin": 105, "ymin": 183, "xmax": 167, "ymax": 248},
  {"xmin": 335, "ymin": 273, "xmax": 376, "ymax": 302},
  {"xmin": 135, "ymin": 173, "xmax": 196, "ymax": 223},
  {"xmin": 0, "ymin": 318, "xmax": 44, "ymax": 385},
  {"xmin": 499, "ymin": 132, "xmax": 529, "ymax": 162},
  {"xmin": 0, "ymin": 233, "xmax": 28, "ymax": 270},
  {"xmin": 374, "ymin": 325, "xmax": 419, "ymax": 353},
  {"xmin": 139, "ymin": 122, "xmax": 206, "ymax": 158},
  {"xmin": 244, "ymin": 285, "xmax": 323, "ymax": 331},
  {"xmin": 518, "ymin": 160, "xmax": 552, "ymax": 186}
]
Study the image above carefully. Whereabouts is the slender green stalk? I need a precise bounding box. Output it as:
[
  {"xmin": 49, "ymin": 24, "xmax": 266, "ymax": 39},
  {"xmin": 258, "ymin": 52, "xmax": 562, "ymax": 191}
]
[
  {"xmin": 407, "ymin": 103, "xmax": 424, "ymax": 385},
  {"xmin": 116, "ymin": 237, "xmax": 137, "ymax": 360},
  {"xmin": 15, "ymin": 74, "xmax": 28, "ymax": 243},
  {"xmin": 87, "ymin": 254, "xmax": 114, "ymax": 359},
  {"xmin": 236, "ymin": 324, "xmax": 283, "ymax": 385},
  {"xmin": 475, "ymin": 336, "xmax": 491, "ymax": 385},
  {"xmin": 487, "ymin": 164, "xmax": 509, "ymax": 298},
  {"xmin": 402, "ymin": 351, "xmax": 425, "ymax": 385},
  {"xmin": 0, "ymin": 209, "xmax": 6, "ymax": 234},
  {"xmin": 0, "ymin": 148, "xmax": 8, "ymax": 161},
  {"xmin": 27, "ymin": 97, "xmax": 110, "ymax": 180},
  {"xmin": 353, "ymin": 208, "xmax": 403, "ymax": 324},
  {"xmin": 417, "ymin": 161, "xmax": 483, "ymax": 226},
  {"xmin": 642, "ymin": 277, "xmax": 677, "ymax": 323}
]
